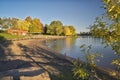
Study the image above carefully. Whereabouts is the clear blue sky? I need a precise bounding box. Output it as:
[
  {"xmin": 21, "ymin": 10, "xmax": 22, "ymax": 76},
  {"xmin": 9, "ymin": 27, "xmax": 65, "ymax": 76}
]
[{"xmin": 0, "ymin": 0, "xmax": 105, "ymax": 33}]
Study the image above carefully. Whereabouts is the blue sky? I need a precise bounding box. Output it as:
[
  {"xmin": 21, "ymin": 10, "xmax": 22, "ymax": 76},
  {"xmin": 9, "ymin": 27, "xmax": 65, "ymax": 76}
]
[{"xmin": 0, "ymin": 0, "xmax": 105, "ymax": 33}]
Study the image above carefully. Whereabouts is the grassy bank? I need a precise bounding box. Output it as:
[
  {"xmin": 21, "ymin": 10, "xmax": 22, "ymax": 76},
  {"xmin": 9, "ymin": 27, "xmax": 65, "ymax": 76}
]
[{"xmin": 0, "ymin": 33, "xmax": 25, "ymax": 40}]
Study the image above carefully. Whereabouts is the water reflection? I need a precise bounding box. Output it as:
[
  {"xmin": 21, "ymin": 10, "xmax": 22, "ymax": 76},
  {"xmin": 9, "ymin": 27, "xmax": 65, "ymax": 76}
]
[
  {"xmin": 45, "ymin": 36, "xmax": 117, "ymax": 70},
  {"xmin": 45, "ymin": 39, "xmax": 65, "ymax": 52},
  {"xmin": 65, "ymin": 37, "xmax": 76, "ymax": 49}
]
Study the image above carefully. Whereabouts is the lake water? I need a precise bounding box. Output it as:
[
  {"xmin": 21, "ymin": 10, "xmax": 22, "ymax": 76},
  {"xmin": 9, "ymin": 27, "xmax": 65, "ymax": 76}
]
[{"xmin": 44, "ymin": 36, "xmax": 118, "ymax": 70}]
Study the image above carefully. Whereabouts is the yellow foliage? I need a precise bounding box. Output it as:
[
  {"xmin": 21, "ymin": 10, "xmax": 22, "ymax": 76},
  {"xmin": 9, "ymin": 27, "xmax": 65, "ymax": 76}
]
[
  {"xmin": 64, "ymin": 26, "xmax": 71, "ymax": 36},
  {"xmin": 16, "ymin": 20, "xmax": 30, "ymax": 30},
  {"xmin": 109, "ymin": 71, "xmax": 116, "ymax": 76}
]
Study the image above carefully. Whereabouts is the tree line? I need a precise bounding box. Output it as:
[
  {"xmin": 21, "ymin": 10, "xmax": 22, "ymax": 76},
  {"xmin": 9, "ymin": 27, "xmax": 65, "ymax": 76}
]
[{"xmin": 0, "ymin": 16, "xmax": 76, "ymax": 36}]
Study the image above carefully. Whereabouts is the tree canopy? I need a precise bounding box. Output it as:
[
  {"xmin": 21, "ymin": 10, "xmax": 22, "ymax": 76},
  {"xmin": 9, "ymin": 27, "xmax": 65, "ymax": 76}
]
[
  {"xmin": 47, "ymin": 20, "xmax": 76, "ymax": 36},
  {"xmin": 0, "ymin": 16, "xmax": 44, "ymax": 34},
  {"xmin": 90, "ymin": 0, "xmax": 120, "ymax": 77},
  {"xmin": 29, "ymin": 18, "xmax": 43, "ymax": 33},
  {"xmin": 0, "ymin": 17, "xmax": 76, "ymax": 36},
  {"xmin": 47, "ymin": 20, "xmax": 63, "ymax": 35}
]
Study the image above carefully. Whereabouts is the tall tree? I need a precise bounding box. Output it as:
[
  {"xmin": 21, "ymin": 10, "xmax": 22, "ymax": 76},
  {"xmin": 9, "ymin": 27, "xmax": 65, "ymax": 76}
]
[
  {"xmin": 44, "ymin": 24, "xmax": 48, "ymax": 34},
  {"xmin": 11, "ymin": 18, "xmax": 19, "ymax": 28},
  {"xmin": 47, "ymin": 20, "xmax": 63, "ymax": 35},
  {"xmin": 25, "ymin": 16, "xmax": 32, "ymax": 32},
  {"xmin": 16, "ymin": 20, "xmax": 30, "ymax": 31},
  {"xmin": 29, "ymin": 18, "xmax": 43, "ymax": 33},
  {"xmin": 69, "ymin": 25, "xmax": 76, "ymax": 36},
  {"xmin": 25, "ymin": 16, "xmax": 32, "ymax": 22},
  {"xmin": 63, "ymin": 26, "xmax": 71, "ymax": 36}
]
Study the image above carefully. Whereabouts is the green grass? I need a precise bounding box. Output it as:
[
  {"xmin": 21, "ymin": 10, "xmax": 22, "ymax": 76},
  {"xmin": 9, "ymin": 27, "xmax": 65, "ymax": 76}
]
[{"xmin": 0, "ymin": 32, "xmax": 25, "ymax": 40}]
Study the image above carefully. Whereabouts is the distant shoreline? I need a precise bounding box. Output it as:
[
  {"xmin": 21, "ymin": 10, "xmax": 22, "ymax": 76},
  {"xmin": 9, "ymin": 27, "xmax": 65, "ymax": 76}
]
[{"xmin": 7, "ymin": 35, "xmax": 66, "ymax": 41}]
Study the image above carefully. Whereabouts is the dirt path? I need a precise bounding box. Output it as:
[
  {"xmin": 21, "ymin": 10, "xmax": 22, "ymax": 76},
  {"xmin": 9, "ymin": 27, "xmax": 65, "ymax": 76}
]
[{"xmin": 0, "ymin": 39, "xmax": 73, "ymax": 80}]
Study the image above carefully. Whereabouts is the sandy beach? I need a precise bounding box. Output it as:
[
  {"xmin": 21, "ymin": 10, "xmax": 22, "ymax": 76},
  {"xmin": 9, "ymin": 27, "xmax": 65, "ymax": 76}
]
[
  {"xmin": 0, "ymin": 36, "xmax": 119, "ymax": 80},
  {"xmin": 0, "ymin": 37, "xmax": 73, "ymax": 80}
]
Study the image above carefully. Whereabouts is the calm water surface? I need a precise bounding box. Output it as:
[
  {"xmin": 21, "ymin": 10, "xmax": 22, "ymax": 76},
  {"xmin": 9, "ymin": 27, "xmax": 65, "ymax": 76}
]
[{"xmin": 44, "ymin": 36, "xmax": 118, "ymax": 70}]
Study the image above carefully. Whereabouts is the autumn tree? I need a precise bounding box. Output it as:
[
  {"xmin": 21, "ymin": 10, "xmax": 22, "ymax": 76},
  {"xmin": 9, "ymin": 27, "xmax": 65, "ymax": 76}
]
[
  {"xmin": 90, "ymin": 0, "xmax": 120, "ymax": 79},
  {"xmin": 47, "ymin": 20, "xmax": 76, "ymax": 36},
  {"xmin": 25, "ymin": 16, "xmax": 32, "ymax": 22},
  {"xmin": 29, "ymin": 18, "xmax": 43, "ymax": 33},
  {"xmin": 16, "ymin": 20, "xmax": 30, "ymax": 31},
  {"xmin": 63, "ymin": 25, "xmax": 76, "ymax": 36},
  {"xmin": 25, "ymin": 16, "xmax": 32, "ymax": 32},
  {"xmin": 0, "ymin": 16, "xmax": 76, "ymax": 36},
  {"xmin": 63, "ymin": 26, "xmax": 71, "ymax": 36},
  {"xmin": 69, "ymin": 26, "xmax": 76, "ymax": 36}
]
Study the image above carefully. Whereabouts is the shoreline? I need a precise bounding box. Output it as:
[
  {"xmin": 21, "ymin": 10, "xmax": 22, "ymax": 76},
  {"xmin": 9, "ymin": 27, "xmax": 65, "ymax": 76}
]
[
  {"xmin": 7, "ymin": 35, "xmax": 67, "ymax": 41},
  {"xmin": 0, "ymin": 36, "xmax": 119, "ymax": 79},
  {"xmin": 0, "ymin": 36, "xmax": 74, "ymax": 80}
]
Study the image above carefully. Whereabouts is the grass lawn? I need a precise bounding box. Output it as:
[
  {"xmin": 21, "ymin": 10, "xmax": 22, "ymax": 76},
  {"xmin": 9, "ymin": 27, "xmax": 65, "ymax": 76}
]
[{"xmin": 0, "ymin": 32, "xmax": 25, "ymax": 40}]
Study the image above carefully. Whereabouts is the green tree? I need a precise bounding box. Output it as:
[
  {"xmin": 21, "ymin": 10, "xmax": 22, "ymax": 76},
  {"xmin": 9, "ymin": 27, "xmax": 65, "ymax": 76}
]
[
  {"xmin": 90, "ymin": 0, "xmax": 120, "ymax": 79},
  {"xmin": 47, "ymin": 20, "xmax": 63, "ymax": 35},
  {"xmin": 44, "ymin": 24, "xmax": 48, "ymax": 34},
  {"xmin": 56, "ymin": 25, "xmax": 63, "ymax": 35}
]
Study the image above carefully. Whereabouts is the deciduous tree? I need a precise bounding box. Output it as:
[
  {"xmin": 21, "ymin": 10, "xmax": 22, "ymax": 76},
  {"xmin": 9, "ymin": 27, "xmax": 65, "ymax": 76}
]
[
  {"xmin": 69, "ymin": 26, "xmax": 76, "ymax": 36},
  {"xmin": 90, "ymin": 0, "xmax": 120, "ymax": 78},
  {"xmin": 47, "ymin": 20, "xmax": 63, "ymax": 35},
  {"xmin": 63, "ymin": 26, "xmax": 71, "ymax": 36},
  {"xmin": 16, "ymin": 20, "xmax": 30, "ymax": 31},
  {"xmin": 29, "ymin": 18, "xmax": 43, "ymax": 33}
]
